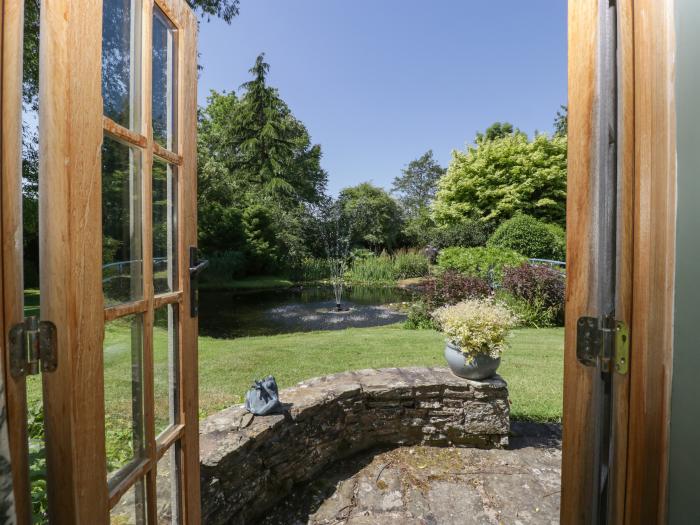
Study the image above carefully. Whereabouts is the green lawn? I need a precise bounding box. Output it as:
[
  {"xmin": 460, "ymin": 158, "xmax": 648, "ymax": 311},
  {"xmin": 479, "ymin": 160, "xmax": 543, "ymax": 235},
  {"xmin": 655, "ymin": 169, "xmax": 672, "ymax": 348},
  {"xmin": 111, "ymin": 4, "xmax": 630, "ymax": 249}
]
[
  {"xmin": 26, "ymin": 321, "xmax": 564, "ymax": 424},
  {"xmin": 25, "ymin": 321, "xmax": 563, "ymax": 520},
  {"xmin": 27, "ymin": 323, "xmax": 563, "ymax": 471},
  {"xmin": 28, "ymin": 324, "xmax": 564, "ymax": 424},
  {"xmin": 198, "ymin": 325, "xmax": 564, "ymax": 422}
]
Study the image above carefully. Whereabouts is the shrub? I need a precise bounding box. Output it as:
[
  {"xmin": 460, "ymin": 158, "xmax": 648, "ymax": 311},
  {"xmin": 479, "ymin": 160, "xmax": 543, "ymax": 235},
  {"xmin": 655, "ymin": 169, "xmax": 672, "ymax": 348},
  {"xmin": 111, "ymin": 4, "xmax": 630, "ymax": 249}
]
[
  {"xmin": 502, "ymin": 263, "xmax": 564, "ymax": 310},
  {"xmin": 423, "ymin": 270, "xmax": 491, "ymax": 308},
  {"xmin": 545, "ymin": 223, "xmax": 567, "ymax": 261},
  {"xmin": 487, "ymin": 214, "xmax": 566, "ymax": 260},
  {"xmin": 436, "ymin": 246, "xmax": 526, "ymax": 283},
  {"xmin": 393, "ymin": 249, "xmax": 430, "ymax": 279},
  {"xmin": 427, "ymin": 220, "xmax": 490, "ymax": 249},
  {"xmin": 501, "ymin": 263, "xmax": 565, "ymax": 327},
  {"xmin": 433, "ymin": 299, "xmax": 518, "ymax": 358},
  {"xmin": 403, "ymin": 271, "xmax": 490, "ymax": 330},
  {"xmin": 495, "ymin": 291, "xmax": 559, "ymax": 329},
  {"xmin": 403, "ymin": 301, "xmax": 437, "ymax": 330}
]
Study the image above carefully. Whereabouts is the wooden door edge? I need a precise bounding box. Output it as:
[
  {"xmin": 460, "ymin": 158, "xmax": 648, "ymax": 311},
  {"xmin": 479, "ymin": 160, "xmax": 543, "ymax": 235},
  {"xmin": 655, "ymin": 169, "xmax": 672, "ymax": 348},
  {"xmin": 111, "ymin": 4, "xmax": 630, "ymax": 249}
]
[
  {"xmin": 624, "ymin": 1, "xmax": 676, "ymax": 523},
  {"xmin": 1, "ymin": 0, "xmax": 30, "ymax": 521}
]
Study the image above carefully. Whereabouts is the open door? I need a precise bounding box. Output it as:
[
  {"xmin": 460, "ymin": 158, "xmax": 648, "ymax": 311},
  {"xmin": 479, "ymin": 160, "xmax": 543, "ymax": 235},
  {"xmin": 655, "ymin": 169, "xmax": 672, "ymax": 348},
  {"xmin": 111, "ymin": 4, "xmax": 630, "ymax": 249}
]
[
  {"xmin": 563, "ymin": 1, "xmax": 676, "ymax": 523},
  {"xmin": 2, "ymin": 0, "xmax": 200, "ymax": 521},
  {"xmin": 1, "ymin": 0, "xmax": 40, "ymax": 521}
]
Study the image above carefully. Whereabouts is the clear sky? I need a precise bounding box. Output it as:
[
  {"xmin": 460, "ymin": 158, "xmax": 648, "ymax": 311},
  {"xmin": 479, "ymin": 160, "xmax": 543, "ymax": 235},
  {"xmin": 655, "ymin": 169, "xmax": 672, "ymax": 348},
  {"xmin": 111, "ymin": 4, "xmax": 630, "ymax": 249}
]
[{"xmin": 197, "ymin": 1, "xmax": 567, "ymax": 195}]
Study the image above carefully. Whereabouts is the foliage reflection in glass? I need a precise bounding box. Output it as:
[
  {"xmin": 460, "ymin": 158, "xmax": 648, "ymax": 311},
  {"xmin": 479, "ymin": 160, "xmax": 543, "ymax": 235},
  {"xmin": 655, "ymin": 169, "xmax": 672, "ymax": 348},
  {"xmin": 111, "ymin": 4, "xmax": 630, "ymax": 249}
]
[
  {"xmin": 153, "ymin": 6, "xmax": 177, "ymax": 150},
  {"xmin": 102, "ymin": 0, "xmax": 141, "ymax": 129},
  {"xmin": 102, "ymin": 136, "xmax": 143, "ymax": 306},
  {"xmin": 104, "ymin": 315, "xmax": 145, "ymax": 484},
  {"xmin": 153, "ymin": 160, "xmax": 178, "ymax": 295},
  {"xmin": 154, "ymin": 305, "xmax": 179, "ymax": 436}
]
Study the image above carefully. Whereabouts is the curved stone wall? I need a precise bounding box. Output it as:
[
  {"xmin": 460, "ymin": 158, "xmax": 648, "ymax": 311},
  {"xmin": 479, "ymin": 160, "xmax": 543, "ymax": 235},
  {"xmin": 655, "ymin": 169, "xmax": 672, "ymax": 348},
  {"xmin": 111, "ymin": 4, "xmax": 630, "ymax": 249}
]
[{"xmin": 199, "ymin": 367, "xmax": 509, "ymax": 524}]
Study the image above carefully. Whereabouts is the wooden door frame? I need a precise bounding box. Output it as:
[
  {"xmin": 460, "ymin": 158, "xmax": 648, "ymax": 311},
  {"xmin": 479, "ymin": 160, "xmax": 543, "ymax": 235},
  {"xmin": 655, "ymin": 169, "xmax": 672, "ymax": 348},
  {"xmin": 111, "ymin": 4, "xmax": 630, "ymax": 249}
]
[
  {"xmin": 563, "ymin": 0, "xmax": 676, "ymax": 523},
  {"xmin": 36, "ymin": 0, "xmax": 200, "ymax": 522}
]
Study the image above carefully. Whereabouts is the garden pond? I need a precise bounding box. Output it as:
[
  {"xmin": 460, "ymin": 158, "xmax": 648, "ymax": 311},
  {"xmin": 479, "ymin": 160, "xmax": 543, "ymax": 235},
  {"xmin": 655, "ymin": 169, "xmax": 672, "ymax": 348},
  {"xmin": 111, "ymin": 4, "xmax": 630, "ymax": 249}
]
[{"xmin": 199, "ymin": 285, "xmax": 414, "ymax": 338}]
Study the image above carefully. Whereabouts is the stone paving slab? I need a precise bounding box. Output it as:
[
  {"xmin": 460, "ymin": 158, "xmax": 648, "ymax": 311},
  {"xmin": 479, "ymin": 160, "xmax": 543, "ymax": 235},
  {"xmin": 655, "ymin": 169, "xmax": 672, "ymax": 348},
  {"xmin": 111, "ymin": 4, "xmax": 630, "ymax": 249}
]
[{"xmin": 261, "ymin": 423, "xmax": 562, "ymax": 525}]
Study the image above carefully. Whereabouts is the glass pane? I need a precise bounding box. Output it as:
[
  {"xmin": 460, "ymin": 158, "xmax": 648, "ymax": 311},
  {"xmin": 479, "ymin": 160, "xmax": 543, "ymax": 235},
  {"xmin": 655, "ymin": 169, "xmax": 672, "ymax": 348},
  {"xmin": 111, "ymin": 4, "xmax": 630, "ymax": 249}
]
[
  {"xmin": 152, "ymin": 6, "xmax": 177, "ymax": 150},
  {"xmin": 156, "ymin": 443, "xmax": 182, "ymax": 524},
  {"xmin": 110, "ymin": 477, "xmax": 147, "ymax": 524},
  {"xmin": 154, "ymin": 305, "xmax": 179, "ymax": 436},
  {"xmin": 102, "ymin": 0, "xmax": 141, "ymax": 129},
  {"xmin": 104, "ymin": 315, "xmax": 145, "ymax": 483},
  {"xmin": 103, "ymin": 136, "xmax": 143, "ymax": 306},
  {"xmin": 153, "ymin": 160, "xmax": 178, "ymax": 295}
]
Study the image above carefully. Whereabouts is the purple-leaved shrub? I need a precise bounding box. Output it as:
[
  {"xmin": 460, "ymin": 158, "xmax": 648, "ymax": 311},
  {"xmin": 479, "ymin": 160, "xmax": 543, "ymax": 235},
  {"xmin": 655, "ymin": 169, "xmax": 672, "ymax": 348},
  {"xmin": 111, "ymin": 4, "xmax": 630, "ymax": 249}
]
[
  {"xmin": 501, "ymin": 263, "xmax": 565, "ymax": 326},
  {"xmin": 423, "ymin": 270, "xmax": 492, "ymax": 308}
]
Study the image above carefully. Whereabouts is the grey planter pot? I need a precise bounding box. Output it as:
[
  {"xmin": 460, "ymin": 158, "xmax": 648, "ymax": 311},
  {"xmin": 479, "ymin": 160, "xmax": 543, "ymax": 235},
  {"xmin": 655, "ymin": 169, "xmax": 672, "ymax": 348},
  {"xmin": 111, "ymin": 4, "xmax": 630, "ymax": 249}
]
[{"xmin": 444, "ymin": 341, "xmax": 501, "ymax": 380}]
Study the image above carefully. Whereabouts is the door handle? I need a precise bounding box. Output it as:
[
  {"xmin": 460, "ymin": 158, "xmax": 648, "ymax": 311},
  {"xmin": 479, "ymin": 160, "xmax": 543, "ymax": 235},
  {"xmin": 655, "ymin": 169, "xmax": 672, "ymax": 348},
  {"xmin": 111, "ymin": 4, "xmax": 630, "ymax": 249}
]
[
  {"xmin": 189, "ymin": 246, "xmax": 209, "ymax": 317},
  {"xmin": 189, "ymin": 259, "xmax": 210, "ymax": 277}
]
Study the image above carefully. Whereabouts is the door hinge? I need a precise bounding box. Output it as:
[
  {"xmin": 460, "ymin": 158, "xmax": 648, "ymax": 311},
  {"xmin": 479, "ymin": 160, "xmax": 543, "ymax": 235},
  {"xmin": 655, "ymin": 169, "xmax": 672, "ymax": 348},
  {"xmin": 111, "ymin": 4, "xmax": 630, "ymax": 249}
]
[
  {"xmin": 577, "ymin": 316, "xmax": 629, "ymax": 375},
  {"xmin": 8, "ymin": 317, "xmax": 57, "ymax": 378}
]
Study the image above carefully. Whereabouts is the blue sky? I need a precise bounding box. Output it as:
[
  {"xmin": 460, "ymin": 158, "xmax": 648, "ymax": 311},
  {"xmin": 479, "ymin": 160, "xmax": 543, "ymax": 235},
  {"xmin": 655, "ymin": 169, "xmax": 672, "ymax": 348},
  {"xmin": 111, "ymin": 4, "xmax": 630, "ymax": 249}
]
[{"xmin": 197, "ymin": 1, "xmax": 567, "ymax": 195}]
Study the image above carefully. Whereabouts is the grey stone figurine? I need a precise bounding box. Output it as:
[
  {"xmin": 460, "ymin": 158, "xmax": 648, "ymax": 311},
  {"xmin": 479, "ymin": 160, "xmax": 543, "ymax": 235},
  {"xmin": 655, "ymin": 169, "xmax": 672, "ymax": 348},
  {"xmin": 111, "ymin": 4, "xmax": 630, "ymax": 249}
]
[{"xmin": 244, "ymin": 375, "xmax": 281, "ymax": 415}]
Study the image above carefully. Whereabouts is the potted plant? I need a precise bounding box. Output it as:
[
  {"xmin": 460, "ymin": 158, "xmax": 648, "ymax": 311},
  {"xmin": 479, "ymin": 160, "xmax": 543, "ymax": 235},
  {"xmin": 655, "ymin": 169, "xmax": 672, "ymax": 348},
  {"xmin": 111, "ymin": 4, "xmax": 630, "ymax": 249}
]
[{"xmin": 433, "ymin": 299, "xmax": 517, "ymax": 380}]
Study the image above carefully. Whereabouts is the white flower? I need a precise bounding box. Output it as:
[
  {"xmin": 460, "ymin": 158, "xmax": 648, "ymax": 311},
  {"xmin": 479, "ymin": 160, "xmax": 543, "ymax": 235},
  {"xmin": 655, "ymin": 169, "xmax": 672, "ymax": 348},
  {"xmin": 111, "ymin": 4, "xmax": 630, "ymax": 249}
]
[{"xmin": 433, "ymin": 299, "xmax": 518, "ymax": 359}]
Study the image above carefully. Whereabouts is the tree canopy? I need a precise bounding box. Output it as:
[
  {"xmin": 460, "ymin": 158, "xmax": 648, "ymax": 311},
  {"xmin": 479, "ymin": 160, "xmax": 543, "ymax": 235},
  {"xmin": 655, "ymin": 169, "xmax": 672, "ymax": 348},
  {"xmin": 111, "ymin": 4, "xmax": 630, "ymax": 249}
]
[
  {"xmin": 22, "ymin": 0, "xmax": 240, "ymax": 110},
  {"xmin": 197, "ymin": 54, "xmax": 327, "ymax": 269},
  {"xmin": 432, "ymin": 132, "xmax": 567, "ymax": 227},
  {"xmin": 553, "ymin": 105, "xmax": 568, "ymax": 137},
  {"xmin": 474, "ymin": 121, "xmax": 525, "ymax": 143},
  {"xmin": 338, "ymin": 183, "xmax": 403, "ymax": 252},
  {"xmin": 391, "ymin": 150, "xmax": 445, "ymax": 218}
]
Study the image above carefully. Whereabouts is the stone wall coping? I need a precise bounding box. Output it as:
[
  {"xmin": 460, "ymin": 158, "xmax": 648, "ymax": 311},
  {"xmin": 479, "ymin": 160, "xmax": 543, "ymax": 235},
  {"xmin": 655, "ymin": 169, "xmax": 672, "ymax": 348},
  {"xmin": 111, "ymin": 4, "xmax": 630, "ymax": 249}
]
[{"xmin": 200, "ymin": 367, "xmax": 506, "ymax": 464}]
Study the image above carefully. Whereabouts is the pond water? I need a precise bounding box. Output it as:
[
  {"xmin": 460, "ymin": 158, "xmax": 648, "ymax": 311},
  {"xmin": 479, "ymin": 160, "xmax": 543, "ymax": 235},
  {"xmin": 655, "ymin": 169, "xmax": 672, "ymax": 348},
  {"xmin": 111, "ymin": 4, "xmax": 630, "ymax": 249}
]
[{"xmin": 199, "ymin": 285, "xmax": 414, "ymax": 339}]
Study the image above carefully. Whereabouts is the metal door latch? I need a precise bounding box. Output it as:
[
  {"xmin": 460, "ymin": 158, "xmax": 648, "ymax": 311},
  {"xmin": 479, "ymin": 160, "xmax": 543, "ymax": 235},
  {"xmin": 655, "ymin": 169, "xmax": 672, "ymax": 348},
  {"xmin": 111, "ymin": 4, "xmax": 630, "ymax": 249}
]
[
  {"xmin": 577, "ymin": 316, "xmax": 629, "ymax": 375},
  {"xmin": 189, "ymin": 246, "xmax": 209, "ymax": 318},
  {"xmin": 8, "ymin": 316, "xmax": 57, "ymax": 378}
]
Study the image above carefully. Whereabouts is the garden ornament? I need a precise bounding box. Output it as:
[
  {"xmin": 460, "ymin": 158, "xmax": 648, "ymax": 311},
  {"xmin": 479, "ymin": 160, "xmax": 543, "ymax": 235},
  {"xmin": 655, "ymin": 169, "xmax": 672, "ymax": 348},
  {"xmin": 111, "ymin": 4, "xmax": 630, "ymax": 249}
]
[{"xmin": 244, "ymin": 375, "xmax": 282, "ymax": 415}]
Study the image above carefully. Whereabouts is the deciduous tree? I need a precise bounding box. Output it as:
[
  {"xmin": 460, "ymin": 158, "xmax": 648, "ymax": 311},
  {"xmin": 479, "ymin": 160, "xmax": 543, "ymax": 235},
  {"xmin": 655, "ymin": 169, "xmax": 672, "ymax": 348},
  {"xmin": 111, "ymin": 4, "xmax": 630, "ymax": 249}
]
[
  {"xmin": 338, "ymin": 183, "xmax": 403, "ymax": 252},
  {"xmin": 392, "ymin": 150, "xmax": 445, "ymax": 218},
  {"xmin": 433, "ymin": 133, "xmax": 567, "ymax": 227}
]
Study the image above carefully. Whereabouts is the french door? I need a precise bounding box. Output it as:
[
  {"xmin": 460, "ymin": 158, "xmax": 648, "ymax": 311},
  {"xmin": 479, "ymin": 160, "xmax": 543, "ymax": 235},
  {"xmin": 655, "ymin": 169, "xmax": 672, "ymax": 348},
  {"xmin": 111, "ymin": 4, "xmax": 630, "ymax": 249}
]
[
  {"xmin": 563, "ymin": 0, "xmax": 676, "ymax": 523},
  {"xmin": 1, "ymin": 0, "xmax": 200, "ymax": 522}
]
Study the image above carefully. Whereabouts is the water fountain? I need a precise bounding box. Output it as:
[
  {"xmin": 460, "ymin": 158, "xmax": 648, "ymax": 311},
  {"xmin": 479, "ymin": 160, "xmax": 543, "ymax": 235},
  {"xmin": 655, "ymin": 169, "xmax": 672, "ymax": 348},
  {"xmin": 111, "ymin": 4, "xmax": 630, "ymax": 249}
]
[{"xmin": 310, "ymin": 198, "xmax": 353, "ymax": 312}]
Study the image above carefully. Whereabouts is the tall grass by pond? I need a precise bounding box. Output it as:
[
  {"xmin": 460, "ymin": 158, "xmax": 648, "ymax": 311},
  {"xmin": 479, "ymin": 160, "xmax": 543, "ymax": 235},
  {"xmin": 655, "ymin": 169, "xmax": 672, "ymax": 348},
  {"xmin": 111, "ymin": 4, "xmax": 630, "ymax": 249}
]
[
  {"xmin": 347, "ymin": 254, "xmax": 396, "ymax": 282},
  {"xmin": 289, "ymin": 257, "xmax": 330, "ymax": 282},
  {"xmin": 292, "ymin": 249, "xmax": 430, "ymax": 284},
  {"xmin": 201, "ymin": 249, "xmax": 431, "ymax": 288}
]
